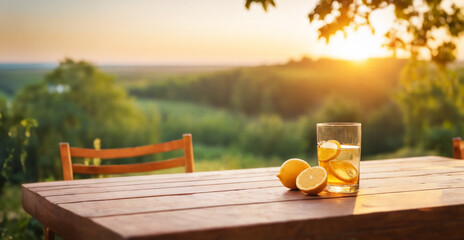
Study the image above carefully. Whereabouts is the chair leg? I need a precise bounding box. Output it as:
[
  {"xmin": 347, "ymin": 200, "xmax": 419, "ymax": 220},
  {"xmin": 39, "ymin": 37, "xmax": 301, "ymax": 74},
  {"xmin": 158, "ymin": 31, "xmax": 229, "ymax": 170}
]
[{"xmin": 44, "ymin": 226, "xmax": 55, "ymax": 240}]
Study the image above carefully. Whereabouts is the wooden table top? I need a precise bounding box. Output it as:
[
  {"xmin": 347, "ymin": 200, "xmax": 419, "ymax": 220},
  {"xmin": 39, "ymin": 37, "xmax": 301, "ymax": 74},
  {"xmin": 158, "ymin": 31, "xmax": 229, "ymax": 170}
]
[{"xmin": 22, "ymin": 156, "xmax": 464, "ymax": 240}]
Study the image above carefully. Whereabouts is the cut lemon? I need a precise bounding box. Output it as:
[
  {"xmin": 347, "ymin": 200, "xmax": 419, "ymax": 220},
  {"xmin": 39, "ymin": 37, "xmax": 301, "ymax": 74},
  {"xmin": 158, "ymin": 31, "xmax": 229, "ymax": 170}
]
[
  {"xmin": 328, "ymin": 160, "xmax": 358, "ymax": 183},
  {"xmin": 276, "ymin": 158, "xmax": 310, "ymax": 189},
  {"xmin": 296, "ymin": 166, "xmax": 328, "ymax": 195},
  {"xmin": 318, "ymin": 140, "xmax": 341, "ymax": 162}
]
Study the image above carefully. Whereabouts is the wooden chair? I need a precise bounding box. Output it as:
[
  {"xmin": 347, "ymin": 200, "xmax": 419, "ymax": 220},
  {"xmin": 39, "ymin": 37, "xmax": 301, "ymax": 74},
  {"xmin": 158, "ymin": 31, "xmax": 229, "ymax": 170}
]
[
  {"xmin": 43, "ymin": 134, "xmax": 195, "ymax": 240},
  {"xmin": 59, "ymin": 133, "xmax": 194, "ymax": 180},
  {"xmin": 453, "ymin": 137, "xmax": 464, "ymax": 159}
]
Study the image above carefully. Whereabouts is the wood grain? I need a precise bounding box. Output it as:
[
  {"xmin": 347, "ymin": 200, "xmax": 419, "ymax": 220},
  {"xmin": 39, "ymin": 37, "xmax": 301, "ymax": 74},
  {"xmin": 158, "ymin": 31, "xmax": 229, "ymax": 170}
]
[
  {"xmin": 92, "ymin": 188, "xmax": 464, "ymax": 240},
  {"xmin": 59, "ymin": 182, "xmax": 464, "ymax": 218},
  {"xmin": 40, "ymin": 166, "xmax": 464, "ymax": 204},
  {"xmin": 56, "ymin": 171, "xmax": 464, "ymax": 217},
  {"xmin": 25, "ymin": 166, "xmax": 279, "ymax": 190}
]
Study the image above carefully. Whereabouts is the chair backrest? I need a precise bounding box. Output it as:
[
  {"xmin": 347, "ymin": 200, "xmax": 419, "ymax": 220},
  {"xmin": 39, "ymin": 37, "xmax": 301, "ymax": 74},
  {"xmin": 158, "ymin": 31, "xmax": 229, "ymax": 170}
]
[
  {"xmin": 453, "ymin": 137, "xmax": 464, "ymax": 159},
  {"xmin": 59, "ymin": 134, "xmax": 194, "ymax": 180}
]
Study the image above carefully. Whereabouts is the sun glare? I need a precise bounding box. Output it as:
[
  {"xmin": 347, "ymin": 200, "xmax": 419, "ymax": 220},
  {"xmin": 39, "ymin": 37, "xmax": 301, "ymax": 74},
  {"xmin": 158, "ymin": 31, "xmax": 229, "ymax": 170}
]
[{"xmin": 325, "ymin": 27, "xmax": 389, "ymax": 61}]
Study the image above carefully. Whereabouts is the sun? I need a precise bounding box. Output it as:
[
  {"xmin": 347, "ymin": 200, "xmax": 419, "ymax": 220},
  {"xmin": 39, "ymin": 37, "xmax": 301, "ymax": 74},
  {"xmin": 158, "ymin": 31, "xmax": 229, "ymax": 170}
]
[{"xmin": 325, "ymin": 27, "xmax": 389, "ymax": 61}]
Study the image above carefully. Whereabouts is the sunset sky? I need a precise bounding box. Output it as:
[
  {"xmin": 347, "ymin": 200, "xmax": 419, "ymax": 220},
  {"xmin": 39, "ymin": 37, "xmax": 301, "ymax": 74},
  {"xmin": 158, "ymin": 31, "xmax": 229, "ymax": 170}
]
[{"xmin": 1, "ymin": 0, "xmax": 463, "ymax": 65}]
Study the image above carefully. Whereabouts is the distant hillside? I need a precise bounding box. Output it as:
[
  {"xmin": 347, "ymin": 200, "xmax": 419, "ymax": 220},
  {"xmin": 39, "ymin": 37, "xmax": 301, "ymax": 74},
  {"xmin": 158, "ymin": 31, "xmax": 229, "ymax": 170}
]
[
  {"xmin": 130, "ymin": 57, "xmax": 408, "ymax": 118},
  {"xmin": 0, "ymin": 64, "xmax": 236, "ymax": 97}
]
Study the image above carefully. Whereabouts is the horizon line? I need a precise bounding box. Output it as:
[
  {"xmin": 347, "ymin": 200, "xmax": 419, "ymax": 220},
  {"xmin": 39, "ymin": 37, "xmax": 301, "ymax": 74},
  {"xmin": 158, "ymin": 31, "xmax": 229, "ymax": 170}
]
[{"xmin": 0, "ymin": 56, "xmax": 462, "ymax": 69}]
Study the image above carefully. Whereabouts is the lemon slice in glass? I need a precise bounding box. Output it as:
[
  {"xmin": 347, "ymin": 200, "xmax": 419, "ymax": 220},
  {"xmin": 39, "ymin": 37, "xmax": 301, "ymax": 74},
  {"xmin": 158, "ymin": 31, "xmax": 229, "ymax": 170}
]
[
  {"xmin": 318, "ymin": 140, "xmax": 341, "ymax": 162},
  {"xmin": 328, "ymin": 160, "xmax": 358, "ymax": 183}
]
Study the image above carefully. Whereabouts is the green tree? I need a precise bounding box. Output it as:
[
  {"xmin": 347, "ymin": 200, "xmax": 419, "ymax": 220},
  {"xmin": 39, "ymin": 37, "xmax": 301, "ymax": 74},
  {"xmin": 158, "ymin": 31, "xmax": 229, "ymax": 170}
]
[
  {"xmin": 237, "ymin": 114, "xmax": 307, "ymax": 158},
  {"xmin": 0, "ymin": 97, "xmax": 37, "ymax": 191},
  {"xmin": 247, "ymin": 0, "xmax": 464, "ymax": 65},
  {"xmin": 313, "ymin": 95, "xmax": 362, "ymax": 123},
  {"xmin": 13, "ymin": 59, "xmax": 160, "ymax": 180},
  {"xmin": 395, "ymin": 60, "xmax": 464, "ymax": 156},
  {"xmin": 363, "ymin": 102, "xmax": 404, "ymax": 155}
]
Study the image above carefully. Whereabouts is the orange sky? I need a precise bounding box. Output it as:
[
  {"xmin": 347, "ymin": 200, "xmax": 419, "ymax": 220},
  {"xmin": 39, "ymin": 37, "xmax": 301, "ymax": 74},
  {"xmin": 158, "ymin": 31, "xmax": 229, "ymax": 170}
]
[{"xmin": 1, "ymin": 0, "xmax": 463, "ymax": 65}]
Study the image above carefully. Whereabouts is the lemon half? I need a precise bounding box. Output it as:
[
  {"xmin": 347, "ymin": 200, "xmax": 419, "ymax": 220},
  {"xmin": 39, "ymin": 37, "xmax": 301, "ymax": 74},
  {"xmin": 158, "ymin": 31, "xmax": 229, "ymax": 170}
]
[{"xmin": 296, "ymin": 166, "xmax": 328, "ymax": 195}]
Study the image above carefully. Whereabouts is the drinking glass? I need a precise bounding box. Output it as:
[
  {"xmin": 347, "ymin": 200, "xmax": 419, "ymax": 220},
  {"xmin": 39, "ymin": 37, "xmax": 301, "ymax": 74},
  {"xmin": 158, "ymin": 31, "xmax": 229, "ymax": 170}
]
[{"xmin": 317, "ymin": 122, "xmax": 361, "ymax": 193}]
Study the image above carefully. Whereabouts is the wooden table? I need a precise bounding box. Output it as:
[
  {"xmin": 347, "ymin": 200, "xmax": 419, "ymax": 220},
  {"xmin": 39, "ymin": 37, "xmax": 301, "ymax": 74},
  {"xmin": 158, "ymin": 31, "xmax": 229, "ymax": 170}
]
[{"xmin": 22, "ymin": 156, "xmax": 464, "ymax": 240}]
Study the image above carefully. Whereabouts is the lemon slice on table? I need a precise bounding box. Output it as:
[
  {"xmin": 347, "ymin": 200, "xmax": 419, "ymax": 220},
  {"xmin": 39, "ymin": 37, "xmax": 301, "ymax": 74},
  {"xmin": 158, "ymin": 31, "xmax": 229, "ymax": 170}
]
[
  {"xmin": 296, "ymin": 166, "xmax": 328, "ymax": 195},
  {"xmin": 318, "ymin": 140, "xmax": 341, "ymax": 162},
  {"xmin": 328, "ymin": 160, "xmax": 358, "ymax": 183},
  {"xmin": 276, "ymin": 158, "xmax": 310, "ymax": 189}
]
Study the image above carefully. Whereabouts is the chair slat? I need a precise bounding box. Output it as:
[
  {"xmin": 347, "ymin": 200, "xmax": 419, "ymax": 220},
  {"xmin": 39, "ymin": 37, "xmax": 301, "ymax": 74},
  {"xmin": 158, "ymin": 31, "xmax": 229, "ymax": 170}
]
[
  {"xmin": 69, "ymin": 139, "xmax": 184, "ymax": 159},
  {"xmin": 453, "ymin": 137, "xmax": 464, "ymax": 159},
  {"xmin": 72, "ymin": 157, "xmax": 186, "ymax": 175}
]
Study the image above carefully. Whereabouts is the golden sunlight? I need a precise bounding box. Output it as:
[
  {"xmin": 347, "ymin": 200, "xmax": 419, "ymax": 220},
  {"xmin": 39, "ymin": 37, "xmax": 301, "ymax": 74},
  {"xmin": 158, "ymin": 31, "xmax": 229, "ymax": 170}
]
[{"xmin": 325, "ymin": 27, "xmax": 389, "ymax": 61}]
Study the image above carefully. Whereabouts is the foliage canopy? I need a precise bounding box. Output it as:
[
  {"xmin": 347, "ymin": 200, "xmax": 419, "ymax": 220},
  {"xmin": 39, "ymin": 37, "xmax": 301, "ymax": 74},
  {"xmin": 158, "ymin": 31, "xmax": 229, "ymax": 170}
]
[
  {"xmin": 246, "ymin": 0, "xmax": 464, "ymax": 65},
  {"xmin": 0, "ymin": 97, "xmax": 37, "ymax": 191},
  {"xmin": 12, "ymin": 59, "xmax": 160, "ymax": 179}
]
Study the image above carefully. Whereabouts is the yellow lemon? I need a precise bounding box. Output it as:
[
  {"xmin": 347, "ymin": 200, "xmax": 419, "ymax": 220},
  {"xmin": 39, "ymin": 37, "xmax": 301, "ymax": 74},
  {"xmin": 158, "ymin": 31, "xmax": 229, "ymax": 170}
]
[
  {"xmin": 328, "ymin": 160, "xmax": 358, "ymax": 183},
  {"xmin": 276, "ymin": 158, "xmax": 310, "ymax": 189},
  {"xmin": 296, "ymin": 166, "xmax": 328, "ymax": 195},
  {"xmin": 318, "ymin": 140, "xmax": 341, "ymax": 162}
]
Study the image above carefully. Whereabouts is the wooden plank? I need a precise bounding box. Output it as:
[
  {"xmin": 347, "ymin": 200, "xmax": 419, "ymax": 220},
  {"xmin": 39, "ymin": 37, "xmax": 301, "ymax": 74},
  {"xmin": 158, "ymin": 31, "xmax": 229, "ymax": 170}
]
[
  {"xmin": 31, "ymin": 173, "xmax": 276, "ymax": 193},
  {"xmin": 361, "ymin": 159, "xmax": 464, "ymax": 171},
  {"xmin": 46, "ymin": 180, "xmax": 281, "ymax": 204},
  {"xmin": 90, "ymin": 188, "xmax": 464, "ymax": 240},
  {"xmin": 24, "ymin": 167, "xmax": 280, "ymax": 189},
  {"xmin": 361, "ymin": 167, "xmax": 464, "ymax": 180},
  {"xmin": 38, "ymin": 174, "xmax": 278, "ymax": 197},
  {"xmin": 42, "ymin": 168, "xmax": 464, "ymax": 203},
  {"xmin": 22, "ymin": 186, "xmax": 124, "ymax": 240},
  {"xmin": 361, "ymin": 156, "xmax": 454, "ymax": 165},
  {"xmin": 146, "ymin": 211, "xmax": 464, "ymax": 240},
  {"xmin": 69, "ymin": 139, "xmax": 184, "ymax": 159},
  {"xmin": 72, "ymin": 157, "xmax": 186, "ymax": 175}
]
